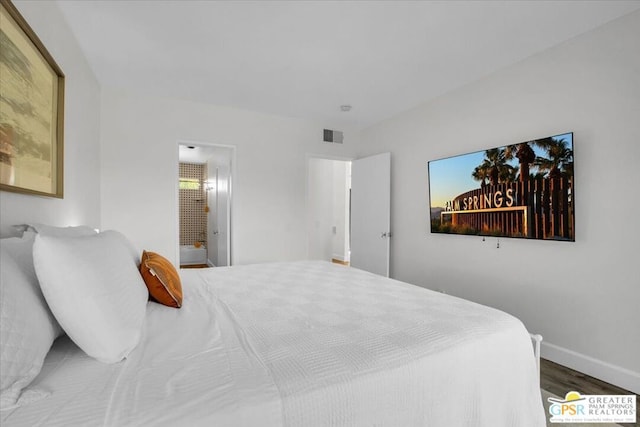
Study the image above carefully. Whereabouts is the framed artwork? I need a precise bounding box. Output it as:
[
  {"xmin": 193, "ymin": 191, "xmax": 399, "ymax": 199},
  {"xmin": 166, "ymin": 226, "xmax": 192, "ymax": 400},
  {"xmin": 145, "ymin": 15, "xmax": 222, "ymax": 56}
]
[{"xmin": 0, "ymin": 0, "xmax": 65, "ymax": 198}]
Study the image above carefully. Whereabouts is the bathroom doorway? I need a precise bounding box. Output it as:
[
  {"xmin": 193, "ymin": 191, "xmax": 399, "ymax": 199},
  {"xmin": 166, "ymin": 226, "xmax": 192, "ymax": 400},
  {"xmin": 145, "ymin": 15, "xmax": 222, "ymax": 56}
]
[{"xmin": 178, "ymin": 142, "xmax": 234, "ymax": 267}]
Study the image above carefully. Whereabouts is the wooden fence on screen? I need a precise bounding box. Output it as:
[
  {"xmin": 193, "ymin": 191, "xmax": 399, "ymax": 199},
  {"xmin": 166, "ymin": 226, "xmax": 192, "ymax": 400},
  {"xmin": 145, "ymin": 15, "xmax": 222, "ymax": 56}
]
[{"xmin": 440, "ymin": 177, "xmax": 574, "ymax": 240}]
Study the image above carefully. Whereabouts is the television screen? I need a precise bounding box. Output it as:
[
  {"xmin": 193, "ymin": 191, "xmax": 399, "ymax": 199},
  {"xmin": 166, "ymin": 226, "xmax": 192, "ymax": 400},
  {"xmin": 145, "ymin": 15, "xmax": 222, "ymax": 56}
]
[{"xmin": 428, "ymin": 132, "xmax": 574, "ymax": 241}]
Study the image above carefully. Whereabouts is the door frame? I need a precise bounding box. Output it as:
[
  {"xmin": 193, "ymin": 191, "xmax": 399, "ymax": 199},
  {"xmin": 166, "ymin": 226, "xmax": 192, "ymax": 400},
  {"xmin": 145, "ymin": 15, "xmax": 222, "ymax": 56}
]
[{"xmin": 176, "ymin": 140, "xmax": 236, "ymax": 266}]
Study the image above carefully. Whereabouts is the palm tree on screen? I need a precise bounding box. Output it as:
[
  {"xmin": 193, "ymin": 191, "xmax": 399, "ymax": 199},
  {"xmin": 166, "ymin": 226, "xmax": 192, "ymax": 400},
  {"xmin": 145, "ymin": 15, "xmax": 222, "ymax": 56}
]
[
  {"xmin": 472, "ymin": 165, "xmax": 490, "ymax": 187},
  {"xmin": 475, "ymin": 148, "xmax": 515, "ymax": 186},
  {"xmin": 505, "ymin": 142, "xmax": 536, "ymax": 182},
  {"xmin": 534, "ymin": 137, "xmax": 573, "ymax": 179}
]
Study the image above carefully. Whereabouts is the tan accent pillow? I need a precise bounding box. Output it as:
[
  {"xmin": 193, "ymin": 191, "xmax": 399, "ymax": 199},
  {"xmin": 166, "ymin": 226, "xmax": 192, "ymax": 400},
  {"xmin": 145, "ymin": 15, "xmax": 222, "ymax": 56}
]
[{"xmin": 139, "ymin": 251, "xmax": 183, "ymax": 308}]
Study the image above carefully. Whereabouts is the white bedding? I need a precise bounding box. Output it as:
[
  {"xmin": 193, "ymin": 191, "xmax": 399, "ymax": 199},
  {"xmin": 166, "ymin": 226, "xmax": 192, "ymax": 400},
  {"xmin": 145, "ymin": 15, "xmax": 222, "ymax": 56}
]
[{"xmin": 1, "ymin": 261, "xmax": 545, "ymax": 426}]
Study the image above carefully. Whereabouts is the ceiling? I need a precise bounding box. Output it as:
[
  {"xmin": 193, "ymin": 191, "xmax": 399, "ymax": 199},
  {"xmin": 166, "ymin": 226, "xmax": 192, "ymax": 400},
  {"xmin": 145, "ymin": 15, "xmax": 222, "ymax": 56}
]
[
  {"xmin": 178, "ymin": 143, "xmax": 231, "ymax": 164},
  {"xmin": 56, "ymin": 0, "xmax": 640, "ymax": 129}
]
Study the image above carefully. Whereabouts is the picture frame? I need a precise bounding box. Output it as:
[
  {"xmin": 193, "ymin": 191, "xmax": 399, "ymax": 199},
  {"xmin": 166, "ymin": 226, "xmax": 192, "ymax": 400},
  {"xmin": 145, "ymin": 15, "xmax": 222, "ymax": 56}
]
[{"xmin": 0, "ymin": 0, "xmax": 65, "ymax": 198}]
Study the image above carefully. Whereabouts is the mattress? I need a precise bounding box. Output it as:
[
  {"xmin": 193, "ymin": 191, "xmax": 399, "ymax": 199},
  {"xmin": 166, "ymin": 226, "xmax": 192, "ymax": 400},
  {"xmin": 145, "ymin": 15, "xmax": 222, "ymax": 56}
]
[{"xmin": 1, "ymin": 261, "xmax": 545, "ymax": 426}]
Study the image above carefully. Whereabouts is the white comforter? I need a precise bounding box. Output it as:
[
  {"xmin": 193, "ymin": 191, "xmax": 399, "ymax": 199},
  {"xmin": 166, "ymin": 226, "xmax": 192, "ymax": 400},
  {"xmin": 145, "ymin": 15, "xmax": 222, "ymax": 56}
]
[{"xmin": 1, "ymin": 261, "xmax": 545, "ymax": 426}]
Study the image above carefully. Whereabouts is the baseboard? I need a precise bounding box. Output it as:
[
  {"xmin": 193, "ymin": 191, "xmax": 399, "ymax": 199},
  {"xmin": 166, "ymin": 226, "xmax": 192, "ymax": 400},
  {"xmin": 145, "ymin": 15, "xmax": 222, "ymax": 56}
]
[
  {"xmin": 331, "ymin": 253, "xmax": 349, "ymax": 263},
  {"xmin": 541, "ymin": 341, "xmax": 640, "ymax": 394}
]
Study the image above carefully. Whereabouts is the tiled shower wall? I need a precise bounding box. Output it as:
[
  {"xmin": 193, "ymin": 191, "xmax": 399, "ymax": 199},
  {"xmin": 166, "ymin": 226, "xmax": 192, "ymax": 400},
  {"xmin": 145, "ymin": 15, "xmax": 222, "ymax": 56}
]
[{"xmin": 179, "ymin": 162, "xmax": 207, "ymax": 247}]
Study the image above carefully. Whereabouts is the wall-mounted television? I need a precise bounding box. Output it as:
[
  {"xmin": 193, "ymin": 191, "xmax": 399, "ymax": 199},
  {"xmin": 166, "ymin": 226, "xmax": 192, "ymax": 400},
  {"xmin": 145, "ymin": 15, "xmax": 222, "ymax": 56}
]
[{"xmin": 428, "ymin": 132, "xmax": 574, "ymax": 241}]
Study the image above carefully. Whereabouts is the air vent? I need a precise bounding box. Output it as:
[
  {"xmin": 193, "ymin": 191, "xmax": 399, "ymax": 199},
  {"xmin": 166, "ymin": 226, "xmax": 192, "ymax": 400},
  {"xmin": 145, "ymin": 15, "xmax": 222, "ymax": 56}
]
[{"xmin": 323, "ymin": 129, "xmax": 344, "ymax": 144}]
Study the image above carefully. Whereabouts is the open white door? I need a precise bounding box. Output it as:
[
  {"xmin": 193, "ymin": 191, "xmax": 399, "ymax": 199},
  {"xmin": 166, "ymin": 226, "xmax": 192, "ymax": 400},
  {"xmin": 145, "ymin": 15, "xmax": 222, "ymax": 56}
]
[
  {"xmin": 203, "ymin": 145, "xmax": 233, "ymax": 267},
  {"xmin": 350, "ymin": 152, "xmax": 391, "ymax": 277},
  {"xmin": 216, "ymin": 165, "xmax": 231, "ymax": 267},
  {"xmin": 212, "ymin": 165, "xmax": 231, "ymax": 267}
]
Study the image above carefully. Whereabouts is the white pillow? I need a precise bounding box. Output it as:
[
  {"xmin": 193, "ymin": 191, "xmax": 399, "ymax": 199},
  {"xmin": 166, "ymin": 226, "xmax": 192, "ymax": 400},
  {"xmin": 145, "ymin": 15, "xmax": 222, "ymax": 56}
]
[
  {"xmin": 33, "ymin": 231, "xmax": 148, "ymax": 364},
  {"xmin": 0, "ymin": 235, "xmax": 61, "ymax": 410}
]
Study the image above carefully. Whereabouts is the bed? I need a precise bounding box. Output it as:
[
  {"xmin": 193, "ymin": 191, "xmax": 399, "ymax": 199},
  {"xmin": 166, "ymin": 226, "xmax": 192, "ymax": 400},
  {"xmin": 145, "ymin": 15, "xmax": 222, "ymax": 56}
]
[{"xmin": 1, "ymin": 228, "xmax": 545, "ymax": 426}]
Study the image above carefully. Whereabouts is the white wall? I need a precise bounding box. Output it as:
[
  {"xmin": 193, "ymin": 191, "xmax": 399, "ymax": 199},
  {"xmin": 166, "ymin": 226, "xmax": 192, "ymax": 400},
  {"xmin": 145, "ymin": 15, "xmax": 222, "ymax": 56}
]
[
  {"xmin": 307, "ymin": 158, "xmax": 335, "ymax": 261},
  {"xmin": 0, "ymin": 1, "xmax": 101, "ymax": 236},
  {"xmin": 360, "ymin": 11, "xmax": 640, "ymax": 392},
  {"xmin": 332, "ymin": 161, "xmax": 350, "ymax": 262},
  {"xmin": 307, "ymin": 158, "xmax": 350, "ymax": 262},
  {"xmin": 100, "ymin": 89, "xmax": 358, "ymax": 265}
]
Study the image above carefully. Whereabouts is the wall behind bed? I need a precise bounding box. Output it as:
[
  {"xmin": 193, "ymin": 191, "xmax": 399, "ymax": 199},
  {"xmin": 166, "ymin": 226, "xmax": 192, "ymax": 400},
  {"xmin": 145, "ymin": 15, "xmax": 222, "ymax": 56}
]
[
  {"xmin": 359, "ymin": 11, "xmax": 640, "ymax": 393},
  {"xmin": 0, "ymin": 1, "xmax": 101, "ymax": 236},
  {"xmin": 100, "ymin": 89, "xmax": 358, "ymax": 266}
]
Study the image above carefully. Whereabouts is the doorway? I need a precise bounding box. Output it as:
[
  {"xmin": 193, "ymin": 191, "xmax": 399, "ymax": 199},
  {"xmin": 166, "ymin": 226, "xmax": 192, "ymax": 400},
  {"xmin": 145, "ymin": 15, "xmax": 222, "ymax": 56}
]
[
  {"xmin": 307, "ymin": 157, "xmax": 351, "ymax": 263},
  {"xmin": 178, "ymin": 142, "xmax": 234, "ymax": 267},
  {"xmin": 307, "ymin": 152, "xmax": 391, "ymax": 277}
]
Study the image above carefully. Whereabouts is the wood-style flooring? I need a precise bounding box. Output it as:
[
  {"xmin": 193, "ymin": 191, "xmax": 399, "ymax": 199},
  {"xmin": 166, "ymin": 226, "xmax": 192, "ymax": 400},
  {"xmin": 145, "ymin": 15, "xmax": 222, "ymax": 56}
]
[
  {"xmin": 180, "ymin": 264, "xmax": 209, "ymax": 269},
  {"xmin": 541, "ymin": 358, "xmax": 638, "ymax": 427}
]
